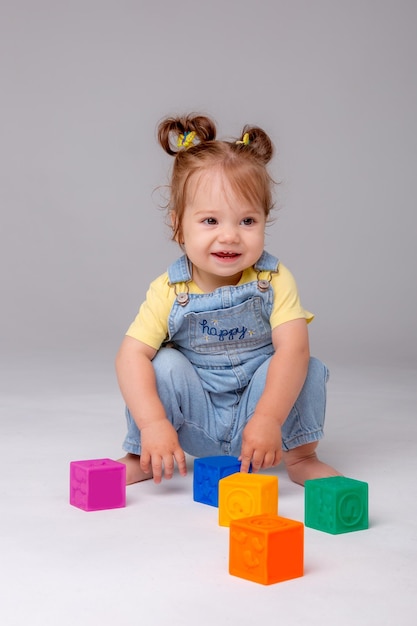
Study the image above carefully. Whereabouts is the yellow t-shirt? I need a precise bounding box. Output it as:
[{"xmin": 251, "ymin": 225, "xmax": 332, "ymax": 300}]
[{"xmin": 126, "ymin": 263, "xmax": 313, "ymax": 350}]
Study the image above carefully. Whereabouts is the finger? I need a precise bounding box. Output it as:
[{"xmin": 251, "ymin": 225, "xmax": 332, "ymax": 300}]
[
  {"xmin": 163, "ymin": 455, "xmax": 175, "ymax": 480},
  {"xmin": 151, "ymin": 458, "xmax": 163, "ymax": 484},
  {"xmin": 174, "ymin": 449, "xmax": 187, "ymax": 476},
  {"xmin": 140, "ymin": 451, "xmax": 152, "ymax": 474},
  {"xmin": 239, "ymin": 453, "xmax": 252, "ymax": 474},
  {"xmin": 273, "ymin": 450, "xmax": 283, "ymax": 467},
  {"xmin": 250, "ymin": 450, "xmax": 264, "ymax": 473},
  {"xmin": 261, "ymin": 451, "xmax": 276, "ymax": 469}
]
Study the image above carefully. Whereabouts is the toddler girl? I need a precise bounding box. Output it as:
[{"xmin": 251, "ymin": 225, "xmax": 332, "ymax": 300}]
[{"xmin": 116, "ymin": 113, "xmax": 340, "ymax": 486}]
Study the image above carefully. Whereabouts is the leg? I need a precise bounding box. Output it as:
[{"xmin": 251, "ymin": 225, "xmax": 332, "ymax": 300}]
[
  {"xmin": 283, "ymin": 441, "xmax": 341, "ymax": 486},
  {"xmin": 119, "ymin": 347, "xmax": 220, "ymax": 484},
  {"xmin": 281, "ymin": 357, "xmax": 341, "ymax": 485},
  {"xmin": 235, "ymin": 356, "xmax": 340, "ymax": 484}
]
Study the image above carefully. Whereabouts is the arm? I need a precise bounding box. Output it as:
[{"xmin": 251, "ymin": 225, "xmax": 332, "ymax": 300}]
[
  {"xmin": 115, "ymin": 335, "xmax": 187, "ymax": 483},
  {"xmin": 239, "ymin": 318, "xmax": 310, "ymax": 473}
]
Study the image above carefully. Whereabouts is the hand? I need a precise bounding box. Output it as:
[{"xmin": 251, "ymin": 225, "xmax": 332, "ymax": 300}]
[
  {"xmin": 139, "ymin": 419, "xmax": 187, "ymax": 484},
  {"xmin": 239, "ymin": 414, "xmax": 283, "ymax": 473}
]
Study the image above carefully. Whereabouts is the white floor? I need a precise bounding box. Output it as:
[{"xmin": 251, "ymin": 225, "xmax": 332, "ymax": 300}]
[{"xmin": 1, "ymin": 356, "xmax": 416, "ymax": 626}]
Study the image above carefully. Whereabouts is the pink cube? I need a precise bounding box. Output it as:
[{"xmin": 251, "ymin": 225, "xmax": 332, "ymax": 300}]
[{"xmin": 70, "ymin": 458, "xmax": 126, "ymax": 511}]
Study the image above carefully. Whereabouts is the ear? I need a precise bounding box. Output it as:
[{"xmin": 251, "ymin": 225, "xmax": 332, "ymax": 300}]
[{"xmin": 171, "ymin": 212, "xmax": 184, "ymax": 244}]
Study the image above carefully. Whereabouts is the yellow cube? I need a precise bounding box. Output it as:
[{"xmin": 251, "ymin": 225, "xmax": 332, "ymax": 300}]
[{"xmin": 218, "ymin": 473, "xmax": 278, "ymax": 527}]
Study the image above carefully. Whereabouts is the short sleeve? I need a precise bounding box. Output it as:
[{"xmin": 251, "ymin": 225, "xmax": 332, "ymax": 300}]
[
  {"xmin": 125, "ymin": 273, "xmax": 174, "ymax": 350},
  {"xmin": 269, "ymin": 263, "xmax": 314, "ymax": 329}
]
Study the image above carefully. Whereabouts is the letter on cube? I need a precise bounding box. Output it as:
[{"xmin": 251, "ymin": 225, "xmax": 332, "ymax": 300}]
[
  {"xmin": 193, "ymin": 456, "xmax": 242, "ymax": 507},
  {"xmin": 305, "ymin": 476, "xmax": 369, "ymax": 534},
  {"xmin": 229, "ymin": 514, "xmax": 304, "ymax": 584},
  {"xmin": 219, "ymin": 473, "xmax": 278, "ymax": 527},
  {"xmin": 70, "ymin": 458, "xmax": 126, "ymax": 511}
]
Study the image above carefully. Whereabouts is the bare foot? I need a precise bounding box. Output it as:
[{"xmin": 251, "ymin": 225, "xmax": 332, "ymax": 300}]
[
  {"xmin": 283, "ymin": 443, "xmax": 341, "ymax": 486},
  {"xmin": 117, "ymin": 453, "xmax": 153, "ymax": 485}
]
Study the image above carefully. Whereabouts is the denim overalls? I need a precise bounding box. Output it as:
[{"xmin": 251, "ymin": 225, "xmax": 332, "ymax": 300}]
[{"xmin": 123, "ymin": 251, "xmax": 328, "ymax": 457}]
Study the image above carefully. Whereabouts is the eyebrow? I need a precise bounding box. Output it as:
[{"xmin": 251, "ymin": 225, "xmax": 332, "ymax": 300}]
[{"xmin": 191, "ymin": 206, "xmax": 264, "ymax": 217}]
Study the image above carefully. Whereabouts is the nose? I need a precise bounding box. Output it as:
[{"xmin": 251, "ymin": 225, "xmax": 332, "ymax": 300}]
[{"xmin": 218, "ymin": 223, "xmax": 239, "ymax": 244}]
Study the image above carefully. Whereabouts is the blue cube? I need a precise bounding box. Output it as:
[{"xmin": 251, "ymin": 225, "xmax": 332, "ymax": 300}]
[{"xmin": 193, "ymin": 456, "xmax": 242, "ymax": 507}]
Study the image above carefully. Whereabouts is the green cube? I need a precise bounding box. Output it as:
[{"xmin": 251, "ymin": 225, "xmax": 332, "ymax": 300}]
[{"xmin": 305, "ymin": 476, "xmax": 368, "ymax": 534}]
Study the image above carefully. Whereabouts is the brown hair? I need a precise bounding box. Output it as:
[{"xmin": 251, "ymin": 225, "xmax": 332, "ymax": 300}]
[{"xmin": 157, "ymin": 113, "xmax": 275, "ymax": 242}]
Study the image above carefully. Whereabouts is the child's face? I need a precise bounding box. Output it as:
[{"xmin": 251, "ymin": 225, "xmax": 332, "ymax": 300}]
[{"xmin": 177, "ymin": 169, "xmax": 266, "ymax": 292}]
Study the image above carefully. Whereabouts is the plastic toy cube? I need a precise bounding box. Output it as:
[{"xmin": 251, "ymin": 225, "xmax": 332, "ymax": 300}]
[
  {"xmin": 229, "ymin": 514, "xmax": 304, "ymax": 585},
  {"xmin": 70, "ymin": 458, "xmax": 126, "ymax": 511},
  {"xmin": 193, "ymin": 456, "xmax": 242, "ymax": 507},
  {"xmin": 219, "ymin": 473, "xmax": 278, "ymax": 527},
  {"xmin": 305, "ymin": 476, "xmax": 368, "ymax": 534}
]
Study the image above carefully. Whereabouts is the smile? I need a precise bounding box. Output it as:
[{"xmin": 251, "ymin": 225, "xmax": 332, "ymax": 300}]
[{"xmin": 212, "ymin": 252, "xmax": 241, "ymax": 260}]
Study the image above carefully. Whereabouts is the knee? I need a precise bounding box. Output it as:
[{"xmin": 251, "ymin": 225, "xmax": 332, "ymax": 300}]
[
  {"xmin": 298, "ymin": 357, "xmax": 329, "ymax": 403},
  {"xmin": 307, "ymin": 357, "xmax": 329, "ymax": 386},
  {"xmin": 152, "ymin": 347, "xmax": 192, "ymax": 380}
]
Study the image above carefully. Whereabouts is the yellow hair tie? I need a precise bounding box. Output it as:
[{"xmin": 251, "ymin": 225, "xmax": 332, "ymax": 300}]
[
  {"xmin": 177, "ymin": 130, "xmax": 196, "ymax": 149},
  {"xmin": 236, "ymin": 132, "xmax": 250, "ymax": 146}
]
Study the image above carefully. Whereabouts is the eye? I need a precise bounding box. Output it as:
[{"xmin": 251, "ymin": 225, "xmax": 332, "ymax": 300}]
[
  {"xmin": 203, "ymin": 217, "xmax": 218, "ymax": 225},
  {"xmin": 241, "ymin": 217, "xmax": 255, "ymax": 226}
]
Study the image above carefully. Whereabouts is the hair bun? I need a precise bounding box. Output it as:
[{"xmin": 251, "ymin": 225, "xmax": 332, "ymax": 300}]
[
  {"xmin": 158, "ymin": 114, "xmax": 217, "ymax": 155},
  {"xmin": 237, "ymin": 125, "xmax": 274, "ymax": 164}
]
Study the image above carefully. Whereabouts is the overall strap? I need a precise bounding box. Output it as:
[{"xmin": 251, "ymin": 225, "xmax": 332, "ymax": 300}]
[
  {"xmin": 167, "ymin": 255, "xmax": 192, "ymax": 306},
  {"xmin": 254, "ymin": 250, "xmax": 280, "ymax": 272},
  {"xmin": 254, "ymin": 251, "xmax": 280, "ymax": 293},
  {"xmin": 168, "ymin": 251, "xmax": 279, "ymax": 283},
  {"xmin": 167, "ymin": 255, "xmax": 192, "ymax": 284},
  {"xmin": 167, "ymin": 251, "xmax": 280, "ymax": 304}
]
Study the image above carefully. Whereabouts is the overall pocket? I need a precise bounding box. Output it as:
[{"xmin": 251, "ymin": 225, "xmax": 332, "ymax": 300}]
[{"xmin": 186, "ymin": 297, "xmax": 271, "ymax": 355}]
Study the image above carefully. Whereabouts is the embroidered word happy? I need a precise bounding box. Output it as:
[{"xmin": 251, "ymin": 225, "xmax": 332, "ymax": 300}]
[{"xmin": 200, "ymin": 319, "xmax": 253, "ymax": 341}]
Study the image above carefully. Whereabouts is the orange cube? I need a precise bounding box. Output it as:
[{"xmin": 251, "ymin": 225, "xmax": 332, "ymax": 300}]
[
  {"xmin": 218, "ymin": 473, "xmax": 278, "ymax": 527},
  {"xmin": 229, "ymin": 514, "xmax": 304, "ymax": 585}
]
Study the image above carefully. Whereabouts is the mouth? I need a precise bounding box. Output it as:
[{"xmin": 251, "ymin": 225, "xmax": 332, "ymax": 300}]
[{"xmin": 212, "ymin": 251, "xmax": 241, "ymax": 259}]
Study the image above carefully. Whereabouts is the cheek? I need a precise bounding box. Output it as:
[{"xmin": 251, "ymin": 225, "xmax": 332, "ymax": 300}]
[{"xmin": 249, "ymin": 229, "xmax": 265, "ymax": 245}]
